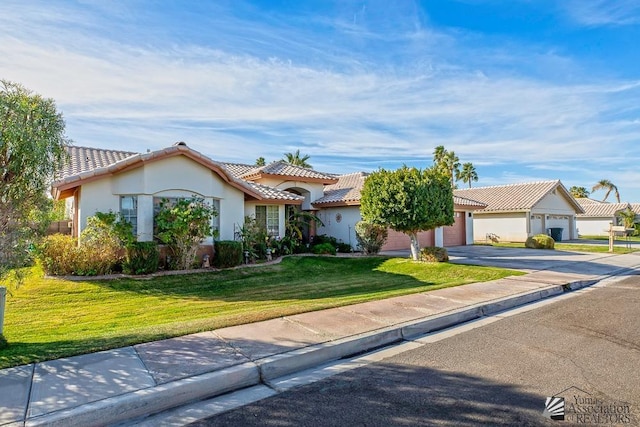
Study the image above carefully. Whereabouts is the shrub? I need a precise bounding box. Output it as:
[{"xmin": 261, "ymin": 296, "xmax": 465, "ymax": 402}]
[
  {"xmin": 311, "ymin": 243, "xmax": 337, "ymax": 255},
  {"xmin": 419, "ymin": 246, "xmax": 449, "ymax": 262},
  {"xmin": 214, "ymin": 241, "xmax": 243, "ymax": 268},
  {"xmin": 355, "ymin": 221, "xmax": 388, "ymax": 255},
  {"xmin": 336, "ymin": 242, "xmax": 353, "ymax": 253},
  {"xmin": 77, "ymin": 212, "xmax": 134, "ymax": 275},
  {"xmin": 525, "ymin": 234, "xmax": 555, "ymax": 249},
  {"xmin": 155, "ymin": 196, "xmax": 218, "ymax": 270},
  {"xmin": 0, "ymin": 334, "xmax": 8, "ymax": 350},
  {"xmin": 37, "ymin": 234, "xmax": 78, "ymax": 275},
  {"xmin": 123, "ymin": 242, "xmax": 160, "ymax": 275}
]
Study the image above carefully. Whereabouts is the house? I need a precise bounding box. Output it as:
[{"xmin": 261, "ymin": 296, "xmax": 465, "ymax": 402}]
[
  {"xmin": 52, "ymin": 143, "xmax": 307, "ymax": 258},
  {"xmin": 454, "ymin": 180, "xmax": 584, "ymax": 242},
  {"xmin": 51, "ymin": 142, "xmax": 485, "ymax": 253},
  {"xmin": 575, "ymin": 198, "xmax": 631, "ymax": 236},
  {"xmin": 312, "ymin": 172, "xmax": 487, "ymax": 250}
]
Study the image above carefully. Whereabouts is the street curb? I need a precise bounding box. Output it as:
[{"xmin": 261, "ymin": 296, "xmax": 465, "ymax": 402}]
[
  {"xmin": 20, "ymin": 280, "xmax": 603, "ymax": 427},
  {"xmin": 24, "ymin": 362, "xmax": 260, "ymax": 427}
]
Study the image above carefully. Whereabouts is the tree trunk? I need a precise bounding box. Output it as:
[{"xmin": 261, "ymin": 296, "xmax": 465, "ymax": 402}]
[{"xmin": 409, "ymin": 231, "xmax": 420, "ymax": 261}]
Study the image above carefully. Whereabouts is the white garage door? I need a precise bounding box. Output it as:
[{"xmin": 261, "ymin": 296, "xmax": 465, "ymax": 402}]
[
  {"xmin": 531, "ymin": 214, "xmax": 544, "ymax": 235},
  {"xmin": 546, "ymin": 215, "xmax": 571, "ymax": 240}
]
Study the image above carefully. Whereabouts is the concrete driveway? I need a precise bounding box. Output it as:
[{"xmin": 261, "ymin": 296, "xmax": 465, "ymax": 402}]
[{"xmin": 382, "ymin": 244, "xmax": 640, "ymax": 276}]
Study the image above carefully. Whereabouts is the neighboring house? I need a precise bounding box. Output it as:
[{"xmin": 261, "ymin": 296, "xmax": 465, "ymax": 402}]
[
  {"xmin": 51, "ymin": 143, "xmax": 305, "ymax": 256},
  {"xmin": 312, "ymin": 172, "xmax": 487, "ymax": 250},
  {"xmin": 575, "ymin": 198, "xmax": 631, "ymax": 236},
  {"xmin": 454, "ymin": 181, "xmax": 584, "ymax": 242}
]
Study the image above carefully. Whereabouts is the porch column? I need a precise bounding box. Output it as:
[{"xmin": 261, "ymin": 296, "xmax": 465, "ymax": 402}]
[
  {"xmin": 137, "ymin": 195, "xmax": 154, "ymax": 242},
  {"xmin": 435, "ymin": 227, "xmax": 444, "ymax": 247}
]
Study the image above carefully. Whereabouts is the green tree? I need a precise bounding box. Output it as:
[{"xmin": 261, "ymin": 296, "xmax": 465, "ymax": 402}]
[
  {"xmin": 592, "ymin": 179, "xmax": 620, "ymax": 203},
  {"xmin": 617, "ymin": 207, "xmax": 636, "ymax": 229},
  {"xmin": 255, "ymin": 157, "xmax": 266, "ymax": 166},
  {"xmin": 433, "ymin": 146, "xmax": 460, "ymax": 187},
  {"xmin": 283, "ymin": 149, "xmax": 312, "ymax": 168},
  {"xmin": 569, "ymin": 186, "xmax": 590, "ymax": 198},
  {"xmin": 361, "ymin": 166, "xmax": 454, "ymax": 260},
  {"xmin": 155, "ymin": 196, "xmax": 218, "ymax": 270},
  {"xmin": 0, "ymin": 80, "xmax": 69, "ymax": 274},
  {"xmin": 456, "ymin": 162, "xmax": 478, "ymax": 188}
]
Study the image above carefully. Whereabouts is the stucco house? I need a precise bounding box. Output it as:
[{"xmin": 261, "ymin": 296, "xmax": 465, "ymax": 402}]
[
  {"xmin": 575, "ymin": 198, "xmax": 632, "ymax": 236},
  {"xmin": 52, "ymin": 143, "xmax": 309, "ymax": 256},
  {"xmin": 311, "ymin": 172, "xmax": 487, "ymax": 251},
  {"xmin": 454, "ymin": 181, "xmax": 584, "ymax": 242}
]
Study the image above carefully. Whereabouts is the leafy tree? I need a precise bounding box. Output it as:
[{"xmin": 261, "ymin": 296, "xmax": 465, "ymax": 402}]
[
  {"xmin": 432, "ymin": 146, "xmax": 460, "ymax": 187},
  {"xmin": 255, "ymin": 157, "xmax": 266, "ymax": 166},
  {"xmin": 0, "ymin": 80, "xmax": 69, "ymax": 276},
  {"xmin": 155, "ymin": 196, "xmax": 218, "ymax": 270},
  {"xmin": 355, "ymin": 221, "xmax": 388, "ymax": 255},
  {"xmin": 283, "ymin": 149, "xmax": 312, "ymax": 168},
  {"xmin": 456, "ymin": 162, "xmax": 478, "ymax": 188},
  {"xmin": 569, "ymin": 186, "xmax": 590, "ymax": 198},
  {"xmin": 361, "ymin": 166, "xmax": 454, "ymax": 260},
  {"xmin": 592, "ymin": 179, "xmax": 620, "ymax": 203}
]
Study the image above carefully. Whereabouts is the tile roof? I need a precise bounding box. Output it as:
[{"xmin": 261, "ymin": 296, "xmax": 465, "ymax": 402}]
[
  {"xmin": 221, "ymin": 162, "xmax": 259, "ymax": 179},
  {"xmin": 453, "ymin": 195, "xmax": 487, "ymax": 208},
  {"xmin": 244, "ymin": 182, "xmax": 305, "ymax": 202},
  {"xmin": 241, "ymin": 161, "xmax": 338, "ymax": 183},
  {"xmin": 576, "ymin": 198, "xmax": 631, "ymax": 217},
  {"xmin": 630, "ymin": 203, "xmax": 640, "ymax": 215},
  {"xmin": 313, "ymin": 172, "xmax": 368, "ymax": 206},
  {"xmin": 58, "ymin": 146, "xmax": 138, "ymax": 180},
  {"xmin": 454, "ymin": 180, "xmax": 584, "ymax": 213}
]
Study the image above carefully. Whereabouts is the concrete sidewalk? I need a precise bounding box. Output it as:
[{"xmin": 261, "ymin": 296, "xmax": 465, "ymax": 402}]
[{"xmin": 2, "ymin": 252, "xmax": 639, "ymax": 427}]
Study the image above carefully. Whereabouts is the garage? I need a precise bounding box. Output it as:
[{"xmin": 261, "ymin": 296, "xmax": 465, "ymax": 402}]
[
  {"xmin": 443, "ymin": 211, "xmax": 467, "ymax": 247},
  {"xmin": 381, "ymin": 229, "xmax": 434, "ymax": 251},
  {"xmin": 546, "ymin": 215, "xmax": 571, "ymax": 241}
]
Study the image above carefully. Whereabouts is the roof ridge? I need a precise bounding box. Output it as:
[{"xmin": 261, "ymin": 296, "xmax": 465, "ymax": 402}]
[{"xmin": 454, "ymin": 180, "xmax": 559, "ymax": 192}]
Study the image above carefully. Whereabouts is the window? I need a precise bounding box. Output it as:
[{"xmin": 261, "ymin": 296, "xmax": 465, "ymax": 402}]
[
  {"xmin": 120, "ymin": 196, "xmax": 138, "ymax": 235},
  {"xmin": 255, "ymin": 205, "xmax": 279, "ymax": 236}
]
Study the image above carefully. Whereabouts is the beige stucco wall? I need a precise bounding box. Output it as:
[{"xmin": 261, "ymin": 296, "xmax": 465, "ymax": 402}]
[
  {"xmin": 576, "ymin": 217, "xmax": 615, "ymax": 236},
  {"xmin": 77, "ymin": 155, "xmax": 246, "ymax": 242},
  {"xmin": 316, "ymin": 206, "xmax": 361, "ymax": 250}
]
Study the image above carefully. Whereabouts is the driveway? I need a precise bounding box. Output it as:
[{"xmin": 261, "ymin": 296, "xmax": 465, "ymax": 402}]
[{"xmin": 383, "ymin": 244, "xmax": 640, "ymax": 276}]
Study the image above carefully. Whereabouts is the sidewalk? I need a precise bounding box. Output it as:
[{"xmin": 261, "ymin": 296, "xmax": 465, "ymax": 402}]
[{"xmin": 2, "ymin": 252, "xmax": 639, "ymax": 427}]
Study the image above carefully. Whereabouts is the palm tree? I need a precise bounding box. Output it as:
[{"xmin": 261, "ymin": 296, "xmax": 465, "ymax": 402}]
[
  {"xmin": 456, "ymin": 162, "xmax": 478, "ymax": 188},
  {"xmin": 432, "ymin": 146, "xmax": 460, "ymax": 187},
  {"xmin": 255, "ymin": 157, "xmax": 266, "ymax": 166},
  {"xmin": 283, "ymin": 149, "xmax": 312, "ymax": 168},
  {"xmin": 569, "ymin": 186, "xmax": 590, "ymax": 198},
  {"xmin": 591, "ymin": 179, "xmax": 620, "ymax": 203}
]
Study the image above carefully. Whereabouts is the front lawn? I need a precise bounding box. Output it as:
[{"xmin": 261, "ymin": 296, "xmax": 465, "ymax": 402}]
[{"xmin": 0, "ymin": 256, "xmax": 521, "ymax": 369}]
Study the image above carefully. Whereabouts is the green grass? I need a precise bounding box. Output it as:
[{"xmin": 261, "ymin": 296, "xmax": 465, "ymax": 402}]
[
  {"xmin": 0, "ymin": 256, "xmax": 521, "ymax": 369},
  {"xmin": 579, "ymin": 235, "xmax": 640, "ymax": 242},
  {"xmin": 492, "ymin": 242, "xmax": 639, "ymax": 254}
]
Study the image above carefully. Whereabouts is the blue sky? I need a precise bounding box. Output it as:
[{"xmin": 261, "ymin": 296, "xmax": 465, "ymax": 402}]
[{"xmin": 2, "ymin": 0, "xmax": 640, "ymax": 201}]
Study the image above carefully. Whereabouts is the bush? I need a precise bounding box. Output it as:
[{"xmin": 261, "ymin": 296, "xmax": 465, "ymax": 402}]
[
  {"xmin": 214, "ymin": 241, "xmax": 243, "ymax": 268},
  {"xmin": 336, "ymin": 242, "xmax": 353, "ymax": 253},
  {"xmin": 419, "ymin": 246, "xmax": 449, "ymax": 262},
  {"xmin": 123, "ymin": 242, "xmax": 160, "ymax": 275},
  {"xmin": 37, "ymin": 234, "xmax": 78, "ymax": 275},
  {"xmin": 0, "ymin": 334, "xmax": 8, "ymax": 350},
  {"xmin": 311, "ymin": 243, "xmax": 337, "ymax": 255},
  {"xmin": 525, "ymin": 234, "xmax": 555, "ymax": 249},
  {"xmin": 355, "ymin": 221, "xmax": 388, "ymax": 255}
]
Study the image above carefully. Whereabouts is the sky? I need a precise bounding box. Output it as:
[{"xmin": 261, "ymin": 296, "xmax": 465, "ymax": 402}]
[{"xmin": 1, "ymin": 0, "xmax": 640, "ymax": 201}]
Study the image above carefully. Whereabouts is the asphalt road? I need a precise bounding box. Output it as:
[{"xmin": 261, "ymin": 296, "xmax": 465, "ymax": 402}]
[{"xmin": 190, "ymin": 275, "xmax": 640, "ymax": 427}]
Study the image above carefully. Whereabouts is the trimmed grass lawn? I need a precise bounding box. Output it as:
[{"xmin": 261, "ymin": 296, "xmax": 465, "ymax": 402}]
[
  {"xmin": 0, "ymin": 256, "xmax": 521, "ymax": 369},
  {"xmin": 579, "ymin": 235, "xmax": 640, "ymax": 242},
  {"xmin": 492, "ymin": 242, "xmax": 639, "ymax": 254}
]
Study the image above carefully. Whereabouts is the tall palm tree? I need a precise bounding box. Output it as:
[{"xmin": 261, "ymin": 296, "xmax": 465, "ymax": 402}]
[
  {"xmin": 432, "ymin": 146, "xmax": 460, "ymax": 187},
  {"xmin": 255, "ymin": 157, "xmax": 266, "ymax": 166},
  {"xmin": 433, "ymin": 145, "xmax": 446, "ymax": 165},
  {"xmin": 283, "ymin": 149, "xmax": 312, "ymax": 168},
  {"xmin": 456, "ymin": 162, "xmax": 478, "ymax": 188},
  {"xmin": 592, "ymin": 179, "xmax": 620, "ymax": 203}
]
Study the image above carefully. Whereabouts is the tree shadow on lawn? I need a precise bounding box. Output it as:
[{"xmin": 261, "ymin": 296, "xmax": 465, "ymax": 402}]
[{"xmin": 86, "ymin": 256, "xmax": 498, "ymax": 302}]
